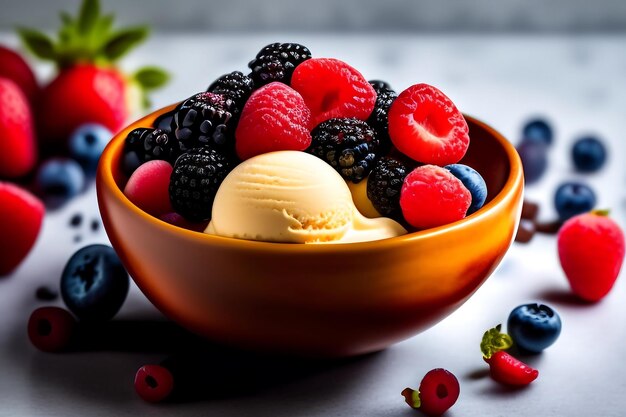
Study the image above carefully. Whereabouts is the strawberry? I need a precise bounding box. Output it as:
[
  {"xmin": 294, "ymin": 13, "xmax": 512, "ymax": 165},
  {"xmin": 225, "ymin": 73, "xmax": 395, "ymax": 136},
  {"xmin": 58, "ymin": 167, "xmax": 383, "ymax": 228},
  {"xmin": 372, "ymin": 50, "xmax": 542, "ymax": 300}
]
[
  {"xmin": 557, "ymin": 210, "xmax": 625, "ymax": 302},
  {"xmin": 0, "ymin": 45, "xmax": 40, "ymax": 103},
  {"xmin": 0, "ymin": 182, "xmax": 45, "ymax": 275},
  {"xmin": 0, "ymin": 78, "xmax": 37, "ymax": 178},
  {"xmin": 480, "ymin": 325, "xmax": 538, "ymax": 386},
  {"xmin": 18, "ymin": 0, "xmax": 168, "ymax": 147}
]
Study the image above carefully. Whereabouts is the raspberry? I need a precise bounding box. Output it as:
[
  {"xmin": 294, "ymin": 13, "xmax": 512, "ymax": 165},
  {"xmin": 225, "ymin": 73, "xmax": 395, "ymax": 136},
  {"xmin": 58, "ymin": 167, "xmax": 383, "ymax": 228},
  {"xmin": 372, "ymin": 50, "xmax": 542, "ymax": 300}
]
[
  {"xmin": 367, "ymin": 80, "xmax": 397, "ymax": 154},
  {"xmin": 235, "ymin": 82, "xmax": 312, "ymax": 161},
  {"xmin": 123, "ymin": 160, "xmax": 174, "ymax": 217},
  {"xmin": 291, "ymin": 58, "xmax": 376, "ymax": 127},
  {"xmin": 367, "ymin": 156, "xmax": 413, "ymax": 219},
  {"xmin": 170, "ymin": 92, "xmax": 239, "ymax": 155},
  {"xmin": 169, "ymin": 146, "xmax": 234, "ymax": 222},
  {"xmin": 388, "ymin": 83, "xmax": 469, "ymax": 165},
  {"xmin": 248, "ymin": 42, "xmax": 312, "ymax": 86},
  {"xmin": 123, "ymin": 128, "xmax": 180, "ymax": 175},
  {"xmin": 401, "ymin": 368, "xmax": 460, "ymax": 416},
  {"xmin": 400, "ymin": 165, "xmax": 471, "ymax": 229},
  {"xmin": 307, "ymin": 118, "xmax": 378, "ymax": 183},
  {"xmin": 207, "ymin": 71, "xmax": 255, "ymax": 109}
]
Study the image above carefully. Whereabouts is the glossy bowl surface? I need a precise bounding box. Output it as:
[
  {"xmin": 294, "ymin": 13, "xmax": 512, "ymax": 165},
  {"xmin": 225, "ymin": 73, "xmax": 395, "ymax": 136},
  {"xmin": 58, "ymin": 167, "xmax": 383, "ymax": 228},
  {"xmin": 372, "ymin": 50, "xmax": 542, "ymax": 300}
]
[{"xmin": 97, "ymin": 106, "xmax": 523, "ymax": 357}]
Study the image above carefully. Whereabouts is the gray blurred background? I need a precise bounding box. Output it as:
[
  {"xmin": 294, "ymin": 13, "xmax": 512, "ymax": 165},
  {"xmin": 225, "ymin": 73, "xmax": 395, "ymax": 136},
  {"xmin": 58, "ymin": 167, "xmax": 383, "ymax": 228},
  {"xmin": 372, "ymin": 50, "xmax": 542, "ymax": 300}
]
[{"xmin": 1, "ymin": 0, "xmax": 625, "ymax": 32}]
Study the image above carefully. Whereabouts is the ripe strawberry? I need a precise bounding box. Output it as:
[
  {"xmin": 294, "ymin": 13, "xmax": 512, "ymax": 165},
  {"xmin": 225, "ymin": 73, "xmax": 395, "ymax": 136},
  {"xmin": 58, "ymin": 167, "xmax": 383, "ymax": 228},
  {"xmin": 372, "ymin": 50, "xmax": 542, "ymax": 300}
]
[
  {"xmin": 0, "ymin": 45, "xmax": 39, "ymax": 103},
  {"xmin": 0, "ymin": 182, "xmax": 45, "ymax": 275},
  {"xmin": 557, "ymin": 210, "xmax": 625, "ymax": 302},
  {"xmin": 0, "ymin": 78, "xmax": 37, "ymax": 178},
  {"xmin": 480, "ymin": 325, "xmax": 538, "ymax": 387},
  {"xmin": 18, "ymin": 0, "xmax": 168, "ymax": 147}
]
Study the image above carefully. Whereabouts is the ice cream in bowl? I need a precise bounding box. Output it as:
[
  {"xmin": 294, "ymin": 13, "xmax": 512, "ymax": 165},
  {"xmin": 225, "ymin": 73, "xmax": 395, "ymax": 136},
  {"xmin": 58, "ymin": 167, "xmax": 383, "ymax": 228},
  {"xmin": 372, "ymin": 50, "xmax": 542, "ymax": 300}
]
[{"xmin": 96, "ymin": 106, "xmax": 522, "ymax": 357}]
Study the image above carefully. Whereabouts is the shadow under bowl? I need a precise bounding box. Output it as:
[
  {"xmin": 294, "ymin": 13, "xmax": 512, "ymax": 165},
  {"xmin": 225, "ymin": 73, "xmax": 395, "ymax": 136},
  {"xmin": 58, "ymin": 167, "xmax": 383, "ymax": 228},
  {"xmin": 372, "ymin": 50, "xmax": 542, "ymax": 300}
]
[{"xmin": 96, "ymin": 106, "xmax": 523, "ymax": 357}]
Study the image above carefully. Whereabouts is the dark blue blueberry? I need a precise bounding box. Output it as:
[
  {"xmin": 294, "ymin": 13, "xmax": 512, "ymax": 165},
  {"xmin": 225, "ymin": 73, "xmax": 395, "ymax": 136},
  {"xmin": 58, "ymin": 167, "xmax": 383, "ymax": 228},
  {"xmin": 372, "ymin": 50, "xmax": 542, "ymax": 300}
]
[
  {"xmin": 516, "ymin": 141, "xmax": 548, "ymax": 184},
  {"xmin": 69, "ymin": 124, "xmax": 112, "ymax": 175},
  {"xmin": 36, "ymin": 158, "xmax": 86, "ymax": 208},
  {"xmin": 60, "ymin": 244, "xmax": 129, "ymax": 322},
  {"xmin": 554, "ymin": 182, "xmax": 596, "ymax": 221},
  {"xmin": 521, "ymin": 118, "xmax": 553, "ymax": 145},
  {"xmin": 444, "ymin": 163, "xmax": 487, "ymax": 214},
  {"xmin": 572, "ymin": 136, "xmax": 607, "ymax": 173},
  {"xmin": 507, "ymin": 303, "xmax": 561, "ymax": 353}
]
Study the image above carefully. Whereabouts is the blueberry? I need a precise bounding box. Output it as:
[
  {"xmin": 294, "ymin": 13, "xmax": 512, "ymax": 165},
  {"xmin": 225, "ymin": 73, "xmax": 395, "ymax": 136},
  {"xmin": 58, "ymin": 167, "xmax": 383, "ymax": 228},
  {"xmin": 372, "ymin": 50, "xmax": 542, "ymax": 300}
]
[
  {"xmin": 516, "ymin": 141, "xmax": 548, "ymax": 184},
  {"xmin": 507, "ymin": 303, "xmax": 561, "ymax": 353},
  {"xmin": 572, "ymin": 136, "xmax": 607, "ymax": 173},
  {"xmin": 60, "ymin": 244, "xmax": 129, "ymax": 322},
  {"xmin": 69, "ymin": 124, "xmax": 112, "ymax": 175},
  {"xmin": 554, "ymin": 182, "xmax": 596, "ymax": 221},
  {"xmin": 521, "ymin": 118, "xmax": 553, "ymax": 146},
  {"xmin": 36, "ymin": 158, "xmax": 86, "ymax": 208},
  {"xmin": 444, "ymin": 163, "xmax": 487, "ymax": 214}
]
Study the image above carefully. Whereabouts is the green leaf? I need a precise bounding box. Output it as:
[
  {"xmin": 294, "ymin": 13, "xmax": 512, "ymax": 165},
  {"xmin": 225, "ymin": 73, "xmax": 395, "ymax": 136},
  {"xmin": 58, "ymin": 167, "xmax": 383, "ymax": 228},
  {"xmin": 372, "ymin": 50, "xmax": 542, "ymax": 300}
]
[
  {"xmin": 480, "ymin": 324, "xmax": 513, "ymax": 359},
  {"xmin": 17, "ymin": 28, "xmax": 56, "ymax": 60},
  {"xmin": 95, "ymin": 14, "xmax": 115, "ymax": 38},
  {"xmin": 134, "ymin": 67, "xmax": 170, "ymax": 90},
  {"xmin": 101, "ymin": 27, "xmax": 149, "ymax": 61},
  {"xmin": 78, "ymin": 0, "xmax": 100, "ymax": 35},
  {"xmin": 59, "ymin": 11, "xmax": 74, "ymax": 27}
]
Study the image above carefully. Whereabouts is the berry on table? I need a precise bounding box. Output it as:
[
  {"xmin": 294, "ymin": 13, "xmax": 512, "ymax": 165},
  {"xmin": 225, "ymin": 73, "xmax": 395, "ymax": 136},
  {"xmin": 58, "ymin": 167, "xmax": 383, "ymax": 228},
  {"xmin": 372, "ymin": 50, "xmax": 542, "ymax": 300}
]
[
  {"xmin": 307, "ymin": 118, "xmax": 379, "ymax": 183},
  {"xmin": 169, "ymin": 146, "xmax": 234, "ymax": 222},
  {"xmin": 388, "ymin": 83, "xmax": 469, "ymax": 166},
  {"xmin": 516, "ymin": 141, "xmax": 548, "ymax": 185},
  {"xmin": 291, "ymin": 57, "xmax": 376, "ymax": 127},
  {"xmin": 0, "ymin": 182, "xmax": 44, "ymax": 275},
  {"xmin": 444, "ymin": 163, "xmax": 487, "ymax": 215},
  {"xmin": 572, "ymin": 135, "xmax": 607, "ymax": 173},
  {"xmin": 134, "ymin": 364, "xmax": 174, "ymax": 403},
  {"xmin": 27, "ymin": 306, "xmax": 76, "ymax": 352},
  {"xmin": 557, "ymin": 210, "xmax": 625, "ymax": 302},
  {"xmin": 480, "ymin": 325, "xmax": 538, "ymax": 386},
  {"xmin": 522, "ymin": 117, "xmax": 553, "ymax": 146},
  {"xmin": 35, "ymin": 285, "xmax": 59, "ymax": 301},
  {"xmin": 401, "ymin": 368, "xmax": 460, "ymax": 416},
  {"xmin": 68, "ymin": 123, "xmax": 112, "ymax": 175},
  {"xmin": 35, "ymin": 158, "xmax": 86, "ymax": 208},
  {"xmin": 366, "ymin": 155, "xmax": 413, "ymax": 220},
  {"xmin": 367, "ymin": 80, "xmax": 397, "ymax": 154},
  {"xmin": 207, "ymin": 71, "xmax": 255, "ymax": 109},
  {"xmin": 400, "ymin": 165, "xmax": 471, "ymax": 230},
  {"xmin": 554, "ymin": 182, "xmax": 596, "ymax": 221},
  {"xmin": 60, "ymin": 244, "xmax": 130, "ymax": 322},
  {"xmin": 123, "ymin": 127, "xmax": 181, "ymax": 175},
  {"xmin": 248, "ymin": 42, "xmax": 312, "ymax": 86},
  {"xmin": 507, "ymin": 303, "xmax": 562, "ymax": 353},
  {"xmin": 235, "ymin": 82, "xmax": 312, "ymax": 160},
  {"xmin": 123, "ymin": 160, "xmax": 174, "ymax": 217}
]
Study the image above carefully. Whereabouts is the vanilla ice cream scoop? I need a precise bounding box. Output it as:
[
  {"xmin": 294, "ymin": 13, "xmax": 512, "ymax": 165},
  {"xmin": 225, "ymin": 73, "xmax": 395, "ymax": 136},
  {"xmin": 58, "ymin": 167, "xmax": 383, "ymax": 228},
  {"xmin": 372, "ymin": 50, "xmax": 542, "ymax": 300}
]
[{"xmin": 205, "ymin": 151, "xmax": 406, "ymax": 243}]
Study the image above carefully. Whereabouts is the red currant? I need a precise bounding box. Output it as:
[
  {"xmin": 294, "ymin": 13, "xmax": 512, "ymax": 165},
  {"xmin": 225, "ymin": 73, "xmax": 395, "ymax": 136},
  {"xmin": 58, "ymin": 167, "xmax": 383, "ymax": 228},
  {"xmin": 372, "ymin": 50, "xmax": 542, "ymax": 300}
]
[{"xmin": 27, "ymin": 306, "xmax": 76, "ymax": 352}]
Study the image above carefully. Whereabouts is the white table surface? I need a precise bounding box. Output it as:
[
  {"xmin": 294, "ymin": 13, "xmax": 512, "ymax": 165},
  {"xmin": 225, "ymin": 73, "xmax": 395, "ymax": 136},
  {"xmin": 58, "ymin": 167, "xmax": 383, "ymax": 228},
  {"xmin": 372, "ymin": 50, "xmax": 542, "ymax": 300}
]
[{"xmin": 1, "ymin": 33, "xmax": 625, "ymax": 417}]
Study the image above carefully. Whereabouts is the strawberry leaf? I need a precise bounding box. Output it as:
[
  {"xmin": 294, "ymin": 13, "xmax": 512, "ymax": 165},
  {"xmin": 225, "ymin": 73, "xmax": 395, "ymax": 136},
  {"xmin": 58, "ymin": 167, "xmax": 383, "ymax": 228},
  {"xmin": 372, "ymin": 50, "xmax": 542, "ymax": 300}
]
[
  {"xmin": 101, "ymin": 27, "xmax": 149, "ymax": 61},
  {"xmin": 134, "ymin": 67, "xmax": 170, "ymax": 90},
  {"xmin": 78, "ymin": 0, "xmax": 100, "ymax": 36},
  {"xmin": 17, "ymin": 28, "xmax": 56, "ymax": 60},
  {"xmin": 480, "ymin": 324, "xmax": 513, "ymax": 359}
]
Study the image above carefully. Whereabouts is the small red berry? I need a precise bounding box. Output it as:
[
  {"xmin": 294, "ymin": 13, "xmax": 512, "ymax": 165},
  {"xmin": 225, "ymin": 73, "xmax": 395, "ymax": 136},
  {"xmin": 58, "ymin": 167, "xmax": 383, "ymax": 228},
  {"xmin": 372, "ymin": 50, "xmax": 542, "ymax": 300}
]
[
  {"xmin": 400, "ymin": 165, "xmax": 471, "ymax": 229},
  {"xmin": 388, "ymin": 83, "xmax": 469, "ymax": 165},
  {"xmin": 27, "ymin": 307, "xmax": 76, "ymax": 352},
  {"xmin": 235, "ymin": 82, "xmax": 312, "ymax": 160},
  {"xmin": 123, "ymin": 159, "xmax": 174, "ymax": 217},
  {"xmin": 557, "ymin": 210, "xmax": 625, "ymax": 302},
  {"xmin": 291, "ymin": 57, "xmax": 376, "ymax": 127},
  {"xmin": 484, "ymin": 351, "xmax": 538, "ymax": 386},
  {"xmin": 402, "ymin": 368, "xmax": 460, "ymax": 416},
  {"xmin": 134, "ymin": 364, "xmax": 174, "ymax": 403}
]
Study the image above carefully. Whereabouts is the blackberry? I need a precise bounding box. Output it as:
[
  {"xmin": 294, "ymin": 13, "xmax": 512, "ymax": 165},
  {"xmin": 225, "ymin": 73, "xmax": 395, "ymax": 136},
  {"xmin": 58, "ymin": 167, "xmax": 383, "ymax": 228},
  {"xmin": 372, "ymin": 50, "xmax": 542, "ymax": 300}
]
[
  {"xmin": 170, "ymin": 92, "xmax": 240, "ymax": 156},
  {"xmin": 367, "ymin": 80, "xmax": 397, "ymax": 155},
  {"xmin": 123, "ymin": 128, "xmax": 180, "ymax": 175},
  {"xmin": 207, "ymin": 71, "xmax": 255, "ymax": 109},
  {"xmin": 367, "ymin": 156, "xmax": 411, "ymax": 219},
  {"xmin": 153, "ymin": 111, "xmax": 174, "ymax": 132},
  {"xmin": 248, "ymin": 42, "xmax": 312, "ymax": 86},
  {"xmin": 307, "ymin": 118, "xmax": 379, "ymax": 183},
  {"xmin": 169, "ymin": 146, "xmax": 234, "ymax": 222}
]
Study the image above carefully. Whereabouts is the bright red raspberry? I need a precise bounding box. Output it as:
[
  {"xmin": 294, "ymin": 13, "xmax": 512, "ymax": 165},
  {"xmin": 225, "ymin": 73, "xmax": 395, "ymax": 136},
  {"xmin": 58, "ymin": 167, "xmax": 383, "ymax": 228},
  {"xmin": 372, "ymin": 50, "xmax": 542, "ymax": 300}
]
[
  {"xmin": 235, "ymin": 82, "xmax": 312, "ymax": 160},
  {"xmin": 388, "ymin": 83, "xmax": 469, "ymax": 165},
  {"xmin": 291, "ymin": 58, "xmax": 376, "ymax": 127},
  {"xmin": 123, "ymin": 159, "xmax": 173, "ymax": 217},
  {"xmin": 400, "ymin": 165, "xmax": 471, "ymax": 229},
  {"xmin": 557, "ymin": 210, "xmax": 625, "ymax": 302}
]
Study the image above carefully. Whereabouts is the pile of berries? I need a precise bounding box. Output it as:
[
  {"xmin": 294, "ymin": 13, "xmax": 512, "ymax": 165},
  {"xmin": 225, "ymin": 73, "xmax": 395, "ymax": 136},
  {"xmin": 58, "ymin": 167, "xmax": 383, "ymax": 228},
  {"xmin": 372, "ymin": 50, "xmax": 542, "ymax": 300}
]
[{"xmin": 122, "ymin": 42, "xmax": 488, "ymax": 233}]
